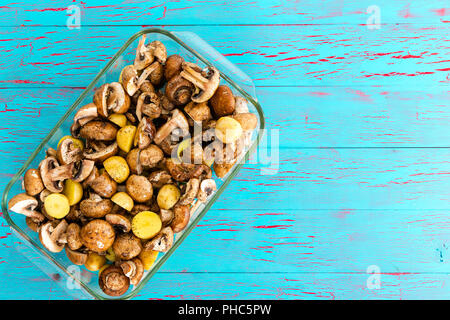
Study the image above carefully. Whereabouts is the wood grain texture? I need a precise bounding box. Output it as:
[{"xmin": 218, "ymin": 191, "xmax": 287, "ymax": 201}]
[{"xmin": 1, "ymin": 0, "xmax": 450, "ymax": 300}]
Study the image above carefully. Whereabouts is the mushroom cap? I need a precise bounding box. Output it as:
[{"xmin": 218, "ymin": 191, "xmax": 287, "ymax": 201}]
[
  {"xmin": 79, "ymin": 121, "xmax": 118, "ymax": 141},
  {"xmin": 120, "ymin": 258, "xmax": 144, "ymax": 286},
  {"xmin": 8, "ymin": 193, "xmax": 44, "ymax": 221},
  {"xmin": 159, "ymin": 208, "xmax": 174, "ymax": 226},
  {"xmin": 198, "ymin": 178, "xmax": 217, "ymax": 202},
  {"xmin": 136, "ymin": 92, "xmax": 161, "ymax": 121},
  {"xmin": 148, "ymin": 170, "xmax": 172, "ymax": 189},
  {"xmin": 105, "ymin": 214, "xmax": 132, "ymax": 233},
  {"xmin": 171, "ymin": 205, "xmax": 190, "ymax": 233},
  {"xmin": 149, "ymin": 40, "xmax": 167, "ymax": 64},
  {"xmin": 165, "ymin": 74, "xmax": 194, "ymax": 106},
  {"xmin": 234, "ymin": 96, "xmax": 249, "ymax": 114},
  {"xmin": 80, "ymin": 196, "xmax": 113, "ymax": 218},
  {"xmin": 140, "ymin": 144, "xmax": 164, "ymax": 168},
  {"xmin": 210, "ymin": 85, "xmax": 236, "ymax": 117},
  {"xmin": 99, "ymin": 265, "xmax": 130, "ymax": 297},
  {"xmin": 65, "ymin": 247, "xmax": 88, "ymax": 265},
  {"xmin": 73, "ymin": 103, "xmax": 98, "ymax": 125},
  {"xmin": 232, "ymin": 113, "xmax": 258, "ymax": 131},
  {"xmin": 121, "ymin": 65, "xmax": 139, "ymax": 96},
  {"xmin": 184, "ymin": 101, "xmax": 212, "ymax": 123},
  {"xmin": 66, "ymin": 223, "xmax": 83, "ymax": 250},
  {"xmin": 93, "ymin": 82, "xmax": 131, "ymax": 118},
  {"xmin": 89, "ymin": 171, "xmax": 118, "ymax": 198},
  {"xmin": 56, "ymin": 138, "xmax": 83, "ymax": 165},
  {"xmin": 39, "ymin": 156, "xmax": 64, "ymax": 193},
  {"xmin": 144, "ymin": 226, "xmax": 174, "ymax": 252},
  {"xmin": 72, "ymin": 160, "xmax": 95, "ymax": 183},
  {"xmin": 178, "ymin": 178, "xmax": 200, "ymax": 206},
  {"xmin": 39, "ymin": 220, "xmax": 68, "ymax": 253},
  {"xmin": 134, "ymin": 34, "xmax": 155, "ymax": 71},
  {"xmin": 23, "ymin": 169, "xmax": 44, "ymax": 196},
  {"xmin": 81, "ymin": 219, "xmax": 115, "ymax": 252},
  {"xmin": 164, "ymin": 54, "xmax": 184, "ymax": 81},
  {"xmin": 112, "ymin": 233, "xmax": 142, "ymax": 260},
  {"xmin": 83, "ymin": 141, "xmax": 119, "ymax": 163},
  {"xmin": 126, "ymin": 175, "xmax": 153, "ymax": 203},
  {"xmin": 134, "ymin": 117, "xmax": 156, "ymax": 150}
]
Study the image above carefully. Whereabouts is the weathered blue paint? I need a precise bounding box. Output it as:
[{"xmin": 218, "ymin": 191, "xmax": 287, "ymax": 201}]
[{"xmin": 1, "ymin": 0, "xmax": 450, "ymax": 299}]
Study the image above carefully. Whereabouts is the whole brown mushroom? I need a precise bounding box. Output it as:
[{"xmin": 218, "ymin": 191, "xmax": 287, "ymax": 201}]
[
  {"xmin": 210, "ymin": 85, "xmax": 235, "ymax": 117},
  {"xmin": 164, "ymin": 54, "xmax": 184, "ymax": 80},
  {"xmin": 112, "ymin": 233, "xmax": 142, "ymax": 260},
  {"xmin": 99, "ymin": 265, "xmax": 130, "ymax": 296},
  {"xmin": 23, "ymin": 169, "xmax": 44, "ymax": 196},
  {"xmin": 126, "ymin": 175, "xmax": 153, "ymax": 203},
  {"xmin": 80, "ymin": 219, "xmax": 115, "ymax": 253},
  {"xmin": 165, "ymin": 75, "xmax": 194, "ymax": 106}
]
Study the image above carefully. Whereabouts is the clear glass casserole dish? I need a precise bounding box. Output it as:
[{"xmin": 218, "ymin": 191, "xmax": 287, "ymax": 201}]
[{"xmin": 1, "ymin": 28, "xmax": 264, "ymax": 300}]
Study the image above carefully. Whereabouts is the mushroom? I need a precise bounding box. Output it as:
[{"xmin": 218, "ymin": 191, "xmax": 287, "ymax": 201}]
[
  {"xmin": 170, "ymin": 205, "xmax": 190, "ymax": 233},
  {"xmin": 26, "ymin": 216, "xmax": 40, "ymax": 232},
  {"xmin": 66, "ymin": 223, "xmax": 83, "ymax": 250},
  {"xmin": 153, "ymin": 109, "xmax": 189, "ymax": 145},
  {"xmin": 126, "ymin": 148, "xmax": 143, "ymax": 175},
  {"xmin": 112, "ymin": 233, "xmax": 142, "ymax": 260},
  {"xmin": 80, "ymin": 219, "xmax": 115, "ymax": 252},
  {"xmin": 39, "ymin": 157, "xmax": 64, "ymax": 193},
  {"xmin": 197, "ymin": 179, "xmax": 217, "ymax": 202},
  {"xmin": 23, "ymin": 168, "xmax": 44, "ymax": 196},
  {"xmin": 130, "ymin": 204, "xmax": 152, "ymax": 216},
  {"xmin": 234, "ymin": 96, "xmax": 249, "ymax": 114},
  {"xmin": 99, "ymin": 265, "xmax": 130, "ymax": 297},
  {"xmin": 149, "ymin": 41, "xmax": 167, "ymax": 64},
  {"xmin": 120, "ymin": 65, "xmax": 139, "ymax": 96},
  {"xmin": 56, "ymin": 138, "xmax": 83, "ymax": 165},
  {"xmin": 94, "ymin": 82, "xmax": 130, "ymax": 118},
  {"xmin": 134, "ymin": 118, "xmax": 156, "ymax": 150},
  {"xmin": 180, "ymin": 62, "xmax": 220, "ymax": 103},
  {"xmin": 184, "ymin": 101, "xmax": 212, "ymax": 124},
  {"xmin": 148, "ymin": 170, "xmax": 172, "ymax": 189},
  {"xmin": 214, "ymin": 160, "xmax": 236, "ymax": 178},
  {"xmin": 105, "ymin": 214, "xmax": 131, "ymax": 233},
  {"xmin": 144, "ymin": 226, "xmax": 174, "ymax": 252},
  {"xmin": 65, "ymin": 247, "xmax": 88, "ymax": 265},
  {"xmin": 126, "ymin": 175, "xmax": 153, "ymax": 203},
  {"xmin": 165, "ymin": 54, "xmax": 184, "ymax": 80},
  {"xmin": 140, "ymin": 145, "xmax": 164, "ymax": 168},
  {"xmin": 134, "ymin": 35, "xmax": 154, "ymax": 71},
  {"xmin": 71, "ymin": 103, "xmax": 98, "ymax": 137},
  {"xmin": 71, "ymin": 160, "xmax": 95, "ymax": 183},
  {"xmin": 232, "ymin": 113, "xmax": 258, "ymax": 131},
  {"xmin": 8, "ymin": 193, "xmax": 45, "ymax": 222},
  {"xmin": 83, "ymin": 141, "xmax": 118, "ymax": 163},
  {"xmin": 159, "ymin": 208, "xmax": 174, "ymax": 226},
  {"xmin": 65, "ymin": 205, "xmax": 83, "ymax": 223},
  {"xmin": 166, "ymin": 159, "xmax": 212, "ymax": 182},
  {"xmin": 210, "ymin": 85, "xmax": 236, "ymax": 117},
  {"xmin": 80, "ymin": 193, "xmax": 113, "ymax": 218},
  {"xmin": 160, "ymin": 94, "xmax": 175, "ymax": 112},
  {"xmin": 120, "ymin": 258, "xmax": 144, "ymax": 286},
  {"xmin": 39, "ymin": 220, "xmax": 68, "ymax": 253},
  {"xmin": 79, "ymin": 121, "xmax": 118, "ymax": 141},
  {"xmin": 178, "ymin": 178, "xmax": 199, "ymax": 206},
  {"xmin": 165, "ymin": 74, "xmax": 195, "ymax": 106},
  {"xmin": 89, "ymin": 170, "xmax": 117, "ymax": 198},
  {"xmin": 136, "ymin": 92, "xmax": 161, "ymax": 121}
]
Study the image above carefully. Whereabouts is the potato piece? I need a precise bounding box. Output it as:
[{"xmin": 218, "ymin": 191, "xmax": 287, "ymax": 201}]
[
  {"xmin": 215, "ymin": 116, "xmax": 243, "ymax": 144},
  {"xmin": 63, "ymin": 179, "xmax": 83, "ymax": 206},
  {"xmin": 111, "ymin": 192, "xmax": 134, "ymax": 211},
  {"xmin": 105, "ymin": 247, "xmax": 116, "ymax": 262},
  {"xmin": 108, "ymin": 113, "xmax": 128, "ymax": 128},
  {"xmin": 44, "ymin": 193, "xmax": 70, "ymax": 219},
  {"xmin": 57, "ymin": 135, "xmax": 84, "ymax": 150},
  {"xmin": 117, "ymin": 125, "xmax": 137, "ymax": 153},
  {"xmin": 157, "ymin": 184, "xmax": 181, "ymax": 210},
  {"xmin": 132, "ymin": 211, "xmax": 162, "ymax": 240},
  {"xmin": 139, "ymin": 249, "xmax": 158, "ymax": 270},
  {"xmin": 103, "ymin": 156, "xmax": 130, "ymax": 183},
  {"xmin": 84, "ymin": 252, "xmax": 106, "ymax": 271}
]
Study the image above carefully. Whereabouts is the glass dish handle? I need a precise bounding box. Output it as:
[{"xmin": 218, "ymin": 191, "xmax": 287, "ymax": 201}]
[{"xmin": 172, "ymin": 31, "xmax": 258, "ymax": 102}]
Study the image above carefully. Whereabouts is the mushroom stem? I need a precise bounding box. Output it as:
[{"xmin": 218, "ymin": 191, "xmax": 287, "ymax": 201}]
[{"xmin": 49, "ymin": 163, "xmax": 74, "ymax": 181}]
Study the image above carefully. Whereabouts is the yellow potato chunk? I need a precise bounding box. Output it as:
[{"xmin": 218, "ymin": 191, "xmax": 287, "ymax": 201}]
[
  {"xmin": 105, "ymin": 247, "xmax": 116, "ymax": 262},
  {"xmin": 132, "ymin": 211, "xmax": 162, "ymax": 240},
  {"xmin": 63, "ymin": 179, "xmax": 83, "ymax": 206},
  {"xmin": 44, "ymin": 193, "xmax": 70, "ymax": 219},
  {"xmin": 139, "ymin": 249, "xmax": 159, "ymax": 270},
  {"xmin": 85, "ymin": 252, "xmax": 106, "ymax": 271},
  {"xmin": 108, "ymin": 113, "xmax": 128, "ymax": 128},
  {"xmin": 57, "ymin": 135, "xmax": 84, "ymax": 150},
  {"xmin": 103, "ymin": 156, "xmax": 130, "ymax": 183},
  {"xmin": 215, "ymin": 116, "xmax": 243, "ymax": 144},
  {"xmin": 111, "ymin": 192, "xmax": 134, "ymax": 211},
  {"xmin": 157, "ymin": 184, "xmax": 181, "ymax": 210},
  {"xmin": 117, "ymin": 125, "xmax": 137, "ymax": 153}
]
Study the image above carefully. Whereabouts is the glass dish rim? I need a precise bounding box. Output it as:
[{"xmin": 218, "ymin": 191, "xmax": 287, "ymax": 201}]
[{"xmin": 1, "ymin": 27, "xmax": 265, "ymax": 300}]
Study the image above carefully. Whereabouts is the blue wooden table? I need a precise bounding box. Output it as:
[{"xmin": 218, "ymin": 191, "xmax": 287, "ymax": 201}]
[{"xmin": 0, "ymin": 0, "xmax": 449, "ymax": 299}]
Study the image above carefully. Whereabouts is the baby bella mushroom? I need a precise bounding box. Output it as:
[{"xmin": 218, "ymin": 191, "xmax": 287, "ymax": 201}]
[{"xmin": 81, "ymin": 219, "xmax": 115, "ymax": 253}]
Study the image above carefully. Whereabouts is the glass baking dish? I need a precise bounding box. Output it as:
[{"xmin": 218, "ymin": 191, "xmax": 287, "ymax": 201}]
[{"xmin": 1, "ymin": 28, "xmax": 264, "ymax": 300}]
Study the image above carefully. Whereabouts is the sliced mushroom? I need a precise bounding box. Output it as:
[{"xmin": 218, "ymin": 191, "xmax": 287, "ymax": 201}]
[
  {"xmin": 99, "ymin": 265, "xmax": 130, "ymax": 296},
  {"xmin": 154, "ymin": 109, "xmax": 189, "ymax": 145},
  {"xmin": 120, "ymin": 258, "xmax": 144, "ymax": 286},
  {"xmin": 80, "ymin": 193, "xmax": 113, "ymax": 218},
  {"xmin": 170, "ymin": 205, "xmax": 190, "ymax": 233},
  {"xmin": 148, "ymin": 41, "xmax": 167, "ymax": 64},
  {"xmin": 71, "ymin": 103, "xmax": 98, "ymax": 137},
  {"xmin": 159, "ymin": 208, "xmax": 174, "ymax": 226},
  {"xmin": 72, "ymin": 160, "xmax": 95, "ymax": 183},
  {"xmin": 165, "ymin": 54, "xmax": 184, "ymax": 80},
  {"xmin": 23, "ymin": 168, "xmax": 44, "ymax": 196},
  {"xmin": 56, "ymin": 138, "xmax": 83, "ymax": 165},
  {"xmin": 165, "ymin": 74, "xmax": 195, "ymax": 106},
  {"xmin": 39, "ymin": 220, "xmax": 68, "ymax": 253},
  {"xmin": 80, "ymin": 219, "xmax": 115, "ymax": 253},
  {"xmin": 134, "ymin": 117, "xmax": 156, "ymax": 150},
  {"xmin": 136, "ymin": 92, "xmax": 161, "ymax": 121},
  {"xmin": 66, "ymin": 223, "xmax": 83, "ymax": 250},
  {"xmin": 144, "ymin": 226, "xmax": 174, "ymax": 252},
  {"xmin": 210, "ymin": 85, "xmax": 236, "ymax": 117},
  {"xmin": 178, "ymin": 178, "xmax": 200, "ymax": 206},
  {"xmin": 180, "ymin": 62, "xmax": 220, "ymax": 103},
  {"xmin": 94, "ymin": 82, "xmax": 131, "ymax": 118},
  {"xmin": 184, "ymin": 101, "xmax": 212, "ymax": 123},
  {"xmin": 166, "ymin": 159, "xmax": 212, "ymax": 182},
  {"xmin": 121, "ymin": 65, "xmax": 139, "ymax": 96},
  {"xmin": 214, "ymin": 160, "xmax": 236, "ymax": 178},
  {"xmin": 90, "ymin": 170, "xmax": 117, "ymax": 198},
  {"xmin": 137, "ymin": 61, "xmax": 163, "ymax": 88},
  {"xmin": 79, "ymin": 121, "xmax": 118, "ymax": 141},
  {"xmin": 148, "ymin": 170, "xmax": 172, "ymax": 189},
  {"xmin": 39, "ymin": 157, "xmax": 64, "ymax": 193},
  {"xmin": 105, "ymin": 214, "xmax": 131, "ymax": 233},
  {"xmin": 112, "ymin": 233, "xmax": 142, "ymax": 260},
  {"xmin": 197, "ymin": 179, "xmax": 217, "ymax": 202},
  {"xmin": 8, "ymin": 193, "xmax": 44, "ymax": 222},
  {"xmin": 26, "ymin": 216, "xmax": 41, "ymax": 232},
  {"xmin": 65, "ymin": 247, "xmax": 88, "ymax": 265},
  {"xmin": 134, "ymin": 34, "xmax": 155, "ymax": 71},
  {"xmin": 83, "ymin": 141, "xmax": 118, "ymax": 163}
]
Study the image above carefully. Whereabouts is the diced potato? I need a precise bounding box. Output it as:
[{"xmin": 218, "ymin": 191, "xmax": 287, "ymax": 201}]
[
  {"xmin": 85, "ymin": 252, "xmax": 106, "ymax": 271},
  {"xmin": 103, "ymin": 156, "xmax": 130, "ymax": 183},
  {"xmin": 111, "ymin": 192, "xmax": 134, "ymax": 211},
  {"xmin": 44, "ymin": 193, "xmax": 70, "ymax": 219},
  {"xmin": 139, "ymin": 249, "xmax": 159, "ymax": 270},
  {"xmin": 108, "ymin": 113, "xmax": 128, "ymax": 128},
  {"xmin": 117, "ymin": 125, "xmax": 137, "ymax": 153},
  {"xmin": 215, "ymin": 116, "xmax": 243, "ymax": 144},
  {"xmin": 63, "ymin": 179, "xmax": 83, "ymax": 206},
  {"xmin": 157, "ymin": 184, "xmax": 180, "ymax": 210},
  {"xmin": 57, "ymin": 135, "xmax": 84, "ymax": 150},
  {"xmin": 132, "ymin": 211, "xmax": 162, "ymax": 240}
]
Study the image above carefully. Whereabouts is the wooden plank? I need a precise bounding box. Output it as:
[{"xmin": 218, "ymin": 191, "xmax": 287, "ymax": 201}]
[
  {"xmin": 1, "ymin": 87, "xmax": 449, "ymax": 150},
  {"xmin": 1, "ymin": 0, "xmax": 449, "ymax": 26},
  {"xmin": 0, "ymin": 25, "xmax": 448, "ymax": 87}
]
